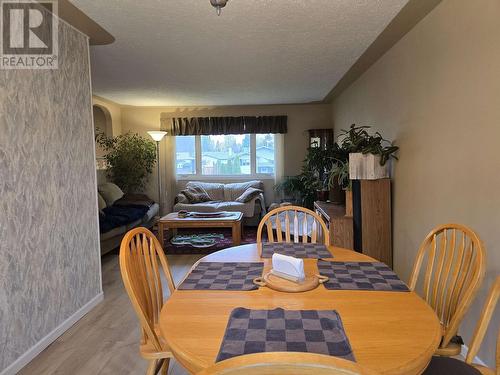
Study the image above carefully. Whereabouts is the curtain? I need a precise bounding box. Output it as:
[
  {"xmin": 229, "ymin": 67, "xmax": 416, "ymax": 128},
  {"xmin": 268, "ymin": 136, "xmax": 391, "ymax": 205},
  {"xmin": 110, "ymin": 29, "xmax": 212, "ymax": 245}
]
[
  {"xmin": 274, "ymin": 133, "xmax": 285, "ymax": 192},
  {"xmin": 155, "ymin": 118, "xmax": 176, "ymax": 215},
  {"xmin": 169, "ymin": 115, "xmax": 287, "ymax": 135}
]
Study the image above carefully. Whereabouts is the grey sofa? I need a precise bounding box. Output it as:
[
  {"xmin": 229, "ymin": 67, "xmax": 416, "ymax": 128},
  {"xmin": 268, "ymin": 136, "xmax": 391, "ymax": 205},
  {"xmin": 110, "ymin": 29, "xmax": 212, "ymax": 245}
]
[
  {"xmin": 98, "ymin": 182, "xmax": 159, "ymax": 255},
  {"xmin": 100, "ymin": 204, "xmax": 158, "ymax": 255},
  {"xmin": 173, "ymin": 180, "xmax": 266, "ymax": 226}
]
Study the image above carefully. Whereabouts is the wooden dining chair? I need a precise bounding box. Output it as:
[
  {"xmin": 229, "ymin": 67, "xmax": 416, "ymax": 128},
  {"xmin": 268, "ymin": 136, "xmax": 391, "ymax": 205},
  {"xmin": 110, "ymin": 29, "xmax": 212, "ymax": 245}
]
[
  {"xmin": 196, "ymin": 352, "xmax": 379, "ymax": 375},
  {"xmin": 256, "ymin": 205, "xmax": 329, "ymax": 252},
  {"xmin": 408, "ymin": 224, "xmax": 486, "ymax": 356},
  {"xmin": 423, "ymin": 276, "xmax": 499, "ymax": 375},
  {"xmin": 119, "ymin": 227, "xmax": 176, "ymax": 375}
]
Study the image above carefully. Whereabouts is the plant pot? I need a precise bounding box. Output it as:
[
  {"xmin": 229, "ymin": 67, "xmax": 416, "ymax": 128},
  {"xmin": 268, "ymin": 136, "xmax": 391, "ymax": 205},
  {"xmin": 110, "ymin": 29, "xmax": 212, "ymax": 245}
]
[
  {"xmin": 330, "ymin": 180, "xmax": 345, "ymax": 204},
  {"xmin": 316, "ymin": 190, "xmax": 329, "ymax": 202},
  {"xmin": 349, "ymin": 153, "xmax": 389, "ymax": 180},
  {"xmin": 345, "ymin": 190, "xmax": 353, "ymax": 217}
]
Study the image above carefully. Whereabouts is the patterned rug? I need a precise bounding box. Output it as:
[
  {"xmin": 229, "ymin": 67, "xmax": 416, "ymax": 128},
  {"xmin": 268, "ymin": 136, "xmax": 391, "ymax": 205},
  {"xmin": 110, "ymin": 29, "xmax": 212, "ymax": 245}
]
[{"xmin": 159, "ymin": 227, "xmax": 258, "ymax": 255}]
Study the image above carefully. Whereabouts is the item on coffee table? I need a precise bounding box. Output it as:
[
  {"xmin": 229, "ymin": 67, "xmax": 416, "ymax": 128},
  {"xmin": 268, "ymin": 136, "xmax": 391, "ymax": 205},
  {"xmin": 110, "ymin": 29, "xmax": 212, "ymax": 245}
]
[
  {"xmin": 190, "ymin": 211, "xmax": 228, "ymax": 218},
  {"xmin": 177, "ymin": 210, "xmax": 189, "ymax": 218}
]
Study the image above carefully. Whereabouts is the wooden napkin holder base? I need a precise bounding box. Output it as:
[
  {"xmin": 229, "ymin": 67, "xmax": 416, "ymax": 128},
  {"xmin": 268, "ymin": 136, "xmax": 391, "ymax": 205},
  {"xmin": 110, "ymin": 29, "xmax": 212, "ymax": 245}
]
[{"xmin": 253, "ymin": 272, "xmax": 329, "ymax": 293}]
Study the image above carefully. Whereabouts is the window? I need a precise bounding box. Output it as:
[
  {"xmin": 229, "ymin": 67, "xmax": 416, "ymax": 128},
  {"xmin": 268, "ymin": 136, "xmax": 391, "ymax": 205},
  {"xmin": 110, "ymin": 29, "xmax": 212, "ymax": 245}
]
[
  {"xmin": 201, "ymin": 134, "xmax": 251, "ymax": 175},
  {"xmin": 175, "ymin": 136, "xmax": 196, "ymax": 175},
  {"xmin": 256, "ymin": 134, "xmax": 275, "ymax": 175},
  {"xmin": 175, "ymin": 134, "xmax": 276, "ymax": 178}
]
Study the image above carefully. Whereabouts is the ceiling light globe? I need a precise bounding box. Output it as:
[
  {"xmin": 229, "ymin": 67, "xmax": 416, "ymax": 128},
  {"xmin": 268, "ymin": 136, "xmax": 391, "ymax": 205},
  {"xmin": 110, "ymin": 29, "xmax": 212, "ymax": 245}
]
[{"xmin": 210, "ymin": 0, "xmax": 228, "ymax": 15}]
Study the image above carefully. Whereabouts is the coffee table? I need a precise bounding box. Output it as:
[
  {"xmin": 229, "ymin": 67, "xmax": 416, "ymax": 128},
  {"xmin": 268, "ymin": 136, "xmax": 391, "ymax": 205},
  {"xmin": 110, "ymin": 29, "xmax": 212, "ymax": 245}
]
[{"xmin": 157, "ymin": 212, "xmax": 243, "ymax": 249}]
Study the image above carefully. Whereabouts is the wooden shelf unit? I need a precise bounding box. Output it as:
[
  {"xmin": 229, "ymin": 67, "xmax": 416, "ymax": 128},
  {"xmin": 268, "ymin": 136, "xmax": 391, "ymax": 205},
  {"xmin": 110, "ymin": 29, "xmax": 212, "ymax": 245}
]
[
  {"xmin": 314, "ymin": 201, "xmax": 354, "ymax": 250},
  {"xmin": 314, "ymin": 178, "xmax": 392, "ymax": 267}
]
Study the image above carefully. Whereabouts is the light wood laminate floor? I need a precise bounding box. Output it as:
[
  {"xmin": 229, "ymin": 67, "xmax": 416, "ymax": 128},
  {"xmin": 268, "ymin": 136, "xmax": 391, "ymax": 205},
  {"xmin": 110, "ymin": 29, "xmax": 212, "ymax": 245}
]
[{"xmin": 19, "ymin": 251, "xmax": 204, "ymax": 375}]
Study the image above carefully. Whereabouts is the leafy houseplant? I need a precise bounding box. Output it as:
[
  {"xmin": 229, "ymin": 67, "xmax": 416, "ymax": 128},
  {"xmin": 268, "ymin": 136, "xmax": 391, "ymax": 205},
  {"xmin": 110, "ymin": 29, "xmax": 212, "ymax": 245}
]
[
  {"xmin": 303, "ymin": 145, "xmax": 333, "ymax": 199},
  {"xmin": 275, "ymin": 145, "xmax": 338, "ymax": 208},
  {"xmin": 276, "ymin": 124, "xmax": 399, "ymax": 208},
  {"xmin": 338, "ymin": 124, "xmax": 399, "ymax": 165},
  {"xmin": 96, "ymin": 130, "xmax": 157, "ymax": 193},
  {"xmin": 328, "ymin": 124, "xmax": 399, "ymax": 183},
  {"xmin": 274, "ymin": 173, "xmax": 319, "ymax": 209}
]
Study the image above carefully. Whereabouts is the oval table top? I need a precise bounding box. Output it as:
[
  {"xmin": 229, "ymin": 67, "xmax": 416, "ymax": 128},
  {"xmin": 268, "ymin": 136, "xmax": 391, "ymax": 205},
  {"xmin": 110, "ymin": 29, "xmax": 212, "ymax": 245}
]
[{"xmin": 159, "ymin": 244, "xmax": 441, "ymax": 375}]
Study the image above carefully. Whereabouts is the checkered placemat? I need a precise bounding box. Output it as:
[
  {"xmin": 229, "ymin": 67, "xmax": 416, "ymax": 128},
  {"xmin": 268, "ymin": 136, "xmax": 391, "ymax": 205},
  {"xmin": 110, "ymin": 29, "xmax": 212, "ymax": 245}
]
[
  {"xmin": 317, "ymin": 261, "xmax": 409, "ymax": 292},
  {"xmin": 261, "ymin": 243, "xmax": 333, "ymax": 259},
  {"xmin": 178, "ymin": 262, "xmax": 263, "ymax": 291},
  {"xmin": 216, "ymin": 307, "xmax": 355, "ymax": 362}
]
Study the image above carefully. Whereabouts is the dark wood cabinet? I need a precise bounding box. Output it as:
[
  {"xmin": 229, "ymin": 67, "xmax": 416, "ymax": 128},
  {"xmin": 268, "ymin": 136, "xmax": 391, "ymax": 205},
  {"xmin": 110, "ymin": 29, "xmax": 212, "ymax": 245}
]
[{"xmin": 315, "ymin": 178, "xmax": 392, "ymax": 267}]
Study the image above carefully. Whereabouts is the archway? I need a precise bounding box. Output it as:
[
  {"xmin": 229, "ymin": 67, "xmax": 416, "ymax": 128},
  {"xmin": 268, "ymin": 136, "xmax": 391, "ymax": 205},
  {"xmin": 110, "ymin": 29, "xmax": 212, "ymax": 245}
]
[{"xmin": 93, "ymin": 104, "xmax": 113, "ymax": 159}]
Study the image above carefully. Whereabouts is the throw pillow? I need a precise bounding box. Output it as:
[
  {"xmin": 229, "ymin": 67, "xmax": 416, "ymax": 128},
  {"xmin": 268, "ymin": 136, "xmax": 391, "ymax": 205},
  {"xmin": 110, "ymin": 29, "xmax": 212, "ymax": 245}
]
[
  {"xmin": 235, "ymin": 187, "xmax": 263, "ymax": 203},
  {"xmin": 97, "ymin": 193, "xmax": 107, "ymax": 211},
  {"xmin": 181, "ymin": 185, "xmax": 212, "ymax": 203},
  {"xmin": 98, "ymin": 183, "xmax": 124, "ymax": 206}
]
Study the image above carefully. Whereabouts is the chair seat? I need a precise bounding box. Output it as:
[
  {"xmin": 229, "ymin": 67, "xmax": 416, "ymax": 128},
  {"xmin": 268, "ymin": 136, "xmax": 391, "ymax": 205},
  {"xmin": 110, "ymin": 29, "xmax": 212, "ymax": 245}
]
[{"xmin": 423, "ymin": 357, "xmax": 482, "ymax": 375}]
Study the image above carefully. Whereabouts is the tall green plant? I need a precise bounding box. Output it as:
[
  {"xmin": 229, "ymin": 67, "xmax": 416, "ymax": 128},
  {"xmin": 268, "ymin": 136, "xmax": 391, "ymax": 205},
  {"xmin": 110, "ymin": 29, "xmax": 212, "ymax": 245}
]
[
  {"xmin": 275, "ymin": 145, "xmax": 335, "ymax": 208},
  {"xmin": 274, "ymin": 172, "xmax": 319, "ymax": 209},
  {"xmin": 96, "ymin": 130, "xmax": 157, "ymax": 193}
]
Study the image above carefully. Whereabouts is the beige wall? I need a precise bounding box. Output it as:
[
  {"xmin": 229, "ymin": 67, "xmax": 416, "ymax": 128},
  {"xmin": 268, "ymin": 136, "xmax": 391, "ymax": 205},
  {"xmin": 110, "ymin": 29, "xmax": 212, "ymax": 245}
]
[
  {"xmin": 93, "ymin": 95, "xmax": 122, "ymax": 136},
  {"xmin": 332, "ymin": 0, "xmax": 499, "ymax": 366},
  {"xmin": 120, "ymin": 104, "xmax": 332, "ymax": 209}
]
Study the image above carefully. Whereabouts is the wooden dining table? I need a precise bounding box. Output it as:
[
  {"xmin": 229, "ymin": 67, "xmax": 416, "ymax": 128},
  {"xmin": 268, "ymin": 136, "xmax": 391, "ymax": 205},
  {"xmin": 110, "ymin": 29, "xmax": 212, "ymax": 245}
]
[{"xmin": 159, "ymin": 244, "xmax": 442, "ymax": 375}]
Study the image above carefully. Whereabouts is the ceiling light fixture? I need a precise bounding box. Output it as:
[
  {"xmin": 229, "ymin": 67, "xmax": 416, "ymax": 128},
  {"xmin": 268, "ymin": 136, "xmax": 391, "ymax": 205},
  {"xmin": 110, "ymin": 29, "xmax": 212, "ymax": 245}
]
[{"xmin": 210, "ymin": 0, "xmax": 228, "ymax": 16}]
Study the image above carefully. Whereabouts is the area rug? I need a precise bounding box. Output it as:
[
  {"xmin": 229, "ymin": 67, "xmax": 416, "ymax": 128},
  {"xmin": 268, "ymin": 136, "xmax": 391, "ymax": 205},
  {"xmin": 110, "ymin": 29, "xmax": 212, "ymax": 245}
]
[{"xmin": 160, "ymin": 227, "xmax": 258, "ymax": 255}]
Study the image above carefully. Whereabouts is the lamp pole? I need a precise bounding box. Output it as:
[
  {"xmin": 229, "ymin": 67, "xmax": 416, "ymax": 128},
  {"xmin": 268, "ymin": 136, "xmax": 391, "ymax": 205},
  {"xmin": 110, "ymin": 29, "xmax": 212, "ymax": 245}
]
[
  {"xmin": 147, "ymin": 131, "xmax": 168, "ymax": 214},
  {"xmin": 155, "ymin": 140, "xmax": 162, "ymax": 212}
]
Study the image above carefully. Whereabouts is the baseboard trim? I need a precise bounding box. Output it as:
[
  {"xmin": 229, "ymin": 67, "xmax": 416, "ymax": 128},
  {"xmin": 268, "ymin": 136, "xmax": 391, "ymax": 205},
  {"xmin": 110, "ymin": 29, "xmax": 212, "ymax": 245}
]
[
  {"xmin": 1, "ymin": 292, "xmax": 104, "ymax": 375},
  {"xmin": 461, "ymin": 344, "xmax": 487, "ymax": 367}
]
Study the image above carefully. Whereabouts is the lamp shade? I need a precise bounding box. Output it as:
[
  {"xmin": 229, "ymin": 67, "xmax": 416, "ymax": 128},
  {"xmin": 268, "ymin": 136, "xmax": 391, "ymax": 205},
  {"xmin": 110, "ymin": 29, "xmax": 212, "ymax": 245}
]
[{"xmin": 147, "ymin": 131, "xmax": 167, "ymax": 142}]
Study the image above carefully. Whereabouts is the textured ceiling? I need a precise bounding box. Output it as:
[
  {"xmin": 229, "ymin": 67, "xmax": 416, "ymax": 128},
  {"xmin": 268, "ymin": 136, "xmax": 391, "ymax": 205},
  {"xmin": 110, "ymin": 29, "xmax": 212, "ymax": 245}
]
[{"xmin": 73, "ymin": 0, "xmax": 409, "ymax": 106}]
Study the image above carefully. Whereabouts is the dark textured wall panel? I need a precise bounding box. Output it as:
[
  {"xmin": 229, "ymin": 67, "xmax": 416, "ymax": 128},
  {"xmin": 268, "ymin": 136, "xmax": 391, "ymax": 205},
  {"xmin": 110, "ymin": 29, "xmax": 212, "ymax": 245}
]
[{"xmin": 0, "ymin": 17, "xmax": 101, "ymax": 370}]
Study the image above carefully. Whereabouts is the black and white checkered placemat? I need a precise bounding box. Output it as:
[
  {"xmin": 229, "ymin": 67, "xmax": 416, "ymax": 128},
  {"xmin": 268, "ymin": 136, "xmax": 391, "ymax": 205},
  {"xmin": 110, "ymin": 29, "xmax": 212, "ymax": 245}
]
[
  {"xmin": 216, "ymin": 307, "xmax": 355, "ymax": 362},
  {"xmin": 261, "ymin": 243, "xmax": 333, "ymax": 259},
  {"xmin": 317, "ymin": 261, "xmax": 409, "ymax": 291},
  {"xmin": 178, "ymin": 262, "xmax": 263, "ymax": 291}
]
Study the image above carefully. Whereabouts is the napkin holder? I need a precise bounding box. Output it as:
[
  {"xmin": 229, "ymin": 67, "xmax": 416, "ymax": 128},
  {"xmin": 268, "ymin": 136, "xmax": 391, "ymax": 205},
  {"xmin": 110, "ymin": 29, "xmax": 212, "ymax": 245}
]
[{"xmin": 270, "ymin": 253, "xmax": 305, "ymax": 283}]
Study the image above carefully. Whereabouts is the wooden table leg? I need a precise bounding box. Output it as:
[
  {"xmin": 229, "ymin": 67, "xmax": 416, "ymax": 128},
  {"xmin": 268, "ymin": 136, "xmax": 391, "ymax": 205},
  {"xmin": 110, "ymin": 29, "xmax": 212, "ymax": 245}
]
[
  {"xmin": 232, "ymin": 222, "xmax": 242, "ymax": 246},
  {"xmin": 158, "ymin": 222, "xmax": 165, "ymax": 247}
]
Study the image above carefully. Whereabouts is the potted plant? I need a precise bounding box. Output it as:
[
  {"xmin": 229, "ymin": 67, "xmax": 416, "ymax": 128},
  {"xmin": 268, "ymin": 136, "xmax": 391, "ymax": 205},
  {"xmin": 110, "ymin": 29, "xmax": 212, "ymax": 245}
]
[
  {"xmin": 337, "ymin": 124, "xmax": 399, "ymax": 180},
  {"xmin": 324, "ymin": 143, "xmax": 349, "ymax": 204},
  {"xmin": 302, "ymin": 145, "xmax": 334, "ymax": 202},
  {"xmin": 275, "ymin": 173, "xmax": 319, "ymax": 209},
  {"xmin": 275, "ymin": 145, "xmax": 335, "ymax": 208},
  {"xmin": 328, "ymin": 159, "xmax": 354, "ymax": 215},
  {"xmin": 96, "ymin": 130, "xmax": 157, "ymax": 193}
]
